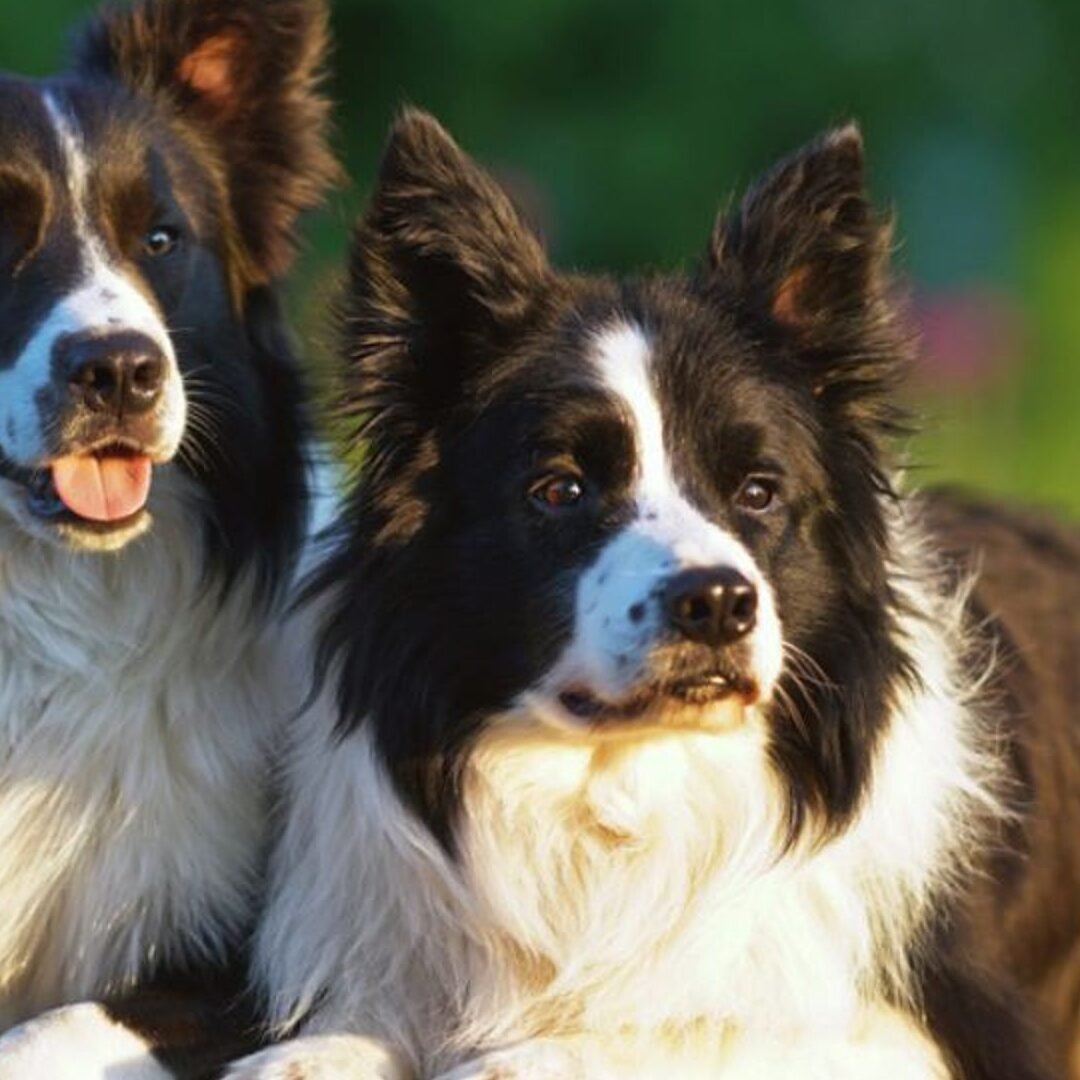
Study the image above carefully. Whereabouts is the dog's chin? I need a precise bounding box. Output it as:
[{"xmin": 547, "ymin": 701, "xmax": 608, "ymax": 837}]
[
  {"xmin": 525, "ymin": 675, "xmax": 759, "ymax": 739},
  {"xmin": 0, "ymin": 484, "xmax": 155, "ymax": 553},
  {"xmin": 24, "ymin": 480, "xmax": 154, "ymax": 554},
  {"xmin": 52, "ymin": 511, "xmax": 155, "ymax": 553}
]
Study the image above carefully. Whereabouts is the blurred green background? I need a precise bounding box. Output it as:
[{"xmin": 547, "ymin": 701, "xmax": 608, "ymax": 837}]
[{"xmin": 3, "ymin": 0, "xmax": 1077, "ymax": 515}]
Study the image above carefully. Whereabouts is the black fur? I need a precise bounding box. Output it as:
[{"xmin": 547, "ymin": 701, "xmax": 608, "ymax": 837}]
[
  {"xmin": 0, "ymin": 0, "xmax": 339, "ymax": 595},
  {"xmin": 0, "ymin": 1, "xmax": 337, "ymax": 1074},
  {"xmin": 318, "ymin": 110, "xmax": 914, "ymax": 849},
  {"xmin": 914, "ymin": 493, "xmax": 1080, "ymax": 1078},
  {"xmin": 320, "ymin": 110, "xmax": 1080, "ymax": 1077},
  {"xmin": 75, "ymin": 0, "xmax": 341, "ymax": 282},
  {"xmin": 70, "ymin": 0, "xmax": 340, "ymax": 592}
]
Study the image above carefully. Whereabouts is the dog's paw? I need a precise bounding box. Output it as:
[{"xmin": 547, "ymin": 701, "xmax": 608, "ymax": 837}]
[
  {"xmin": 717, "ymin": 1007, "xmax": 950, "ymax": 1080},
  {"xmin": 434, "ymin": 1041, "xmax": 591, "ymax": 1080},
  {"xmin": 225, "ymin": 1034, "xmax": 411, "ymax": 1080},
  {"xmin": 0, "ymin": 1002, "xmax": 172, "ymax": 1080}
]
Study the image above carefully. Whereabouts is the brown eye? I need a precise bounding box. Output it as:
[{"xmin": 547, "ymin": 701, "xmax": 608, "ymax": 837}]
[
  {"xmin": 530, "ymin": 474, "xmax": 585, "ymax": 511},
  {"xmin": 735, "ymin": 476, "xmax": 779, "ymax": 514},
  {"xmin": 143, "ymin": 226, "xmax": 180, "ymax": 258}
]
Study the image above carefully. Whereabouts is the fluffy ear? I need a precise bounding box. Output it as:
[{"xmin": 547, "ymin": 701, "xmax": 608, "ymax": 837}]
[
  {"xmin": 338, "ymin": 108, "xmax": 550, "ymax": 427},
  {"xmin": 75, "ymin": 0, "xmax": 340, "ymax": 281},
  {"xmin": 710, "ymin": 125, "xmax": 908, "ymax": 415}
]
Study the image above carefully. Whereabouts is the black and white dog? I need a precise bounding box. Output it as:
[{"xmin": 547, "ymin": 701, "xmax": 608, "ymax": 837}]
[
  {"xmin": 0, "ymin": 0, "xmax": 336, "ymax": 1074},
  {"xmin": 232, "ymin": 112, "xmax": 1080, "ymax": 1080}
]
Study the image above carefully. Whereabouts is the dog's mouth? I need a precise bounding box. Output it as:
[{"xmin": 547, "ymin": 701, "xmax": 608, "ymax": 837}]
[
  {"xmin": 556, "ymin": 671, "xmax": 759, "ymax": 730},
  {"xmin": 1, "ymin": 441, "xmax": 156, "ymax": 536}
]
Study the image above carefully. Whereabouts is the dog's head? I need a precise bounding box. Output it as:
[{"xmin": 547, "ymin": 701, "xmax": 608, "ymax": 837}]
[
  {"xmin": 324, "ymin": 110, "xmax": 912, "ymax": 843},
  {"xmin": 0, "ymin": 0, "xmax": 336, "ymax": 558}
]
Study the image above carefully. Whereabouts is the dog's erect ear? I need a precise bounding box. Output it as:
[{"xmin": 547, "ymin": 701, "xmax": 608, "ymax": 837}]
[
  {"xmin": 339, "ymin": 108, "xmax": 550, "ymax": 418},
  {"xmin": 361, "ymin": 108, "xmax": 548, "ymax": 325},
  {"xmin": 712, "ymin": 124, "xmax": 891, "ymax": 334},
  {"xmin": 710, "ymin": 125, "xmax": 906, "ymax": 400},
  {"xmin": 75, "ymin": 0, "xmax": 340, "ymax": 282}
]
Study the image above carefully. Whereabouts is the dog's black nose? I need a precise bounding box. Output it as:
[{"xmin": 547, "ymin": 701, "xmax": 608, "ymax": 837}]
[
  {"xmin": 663, "ymin": 567, "xmax": 758, "ymax": 647},
  {"xmin": 58, "ymin": 333, "xmax": 166, "ymax": 417}
]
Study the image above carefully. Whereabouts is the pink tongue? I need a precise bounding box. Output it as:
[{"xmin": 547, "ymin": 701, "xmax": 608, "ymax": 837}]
[{"xmin": 51, "ymin": 455, "xmax": 152, "ymax": 523}]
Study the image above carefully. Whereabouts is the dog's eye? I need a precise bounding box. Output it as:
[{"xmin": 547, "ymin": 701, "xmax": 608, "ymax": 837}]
[
  {"xmin": 735, "ymin": 476, "xmax": 779, "ymax": 514},
  {"xmin": 530, "ymin": 473, "xmax": 585, "ymax": 511},
  {"xmin": 143, "ymin": 226, "xmax": 180, "ymax": 259}
]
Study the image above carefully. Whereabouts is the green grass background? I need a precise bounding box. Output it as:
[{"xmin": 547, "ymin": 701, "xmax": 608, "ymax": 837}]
[{"xmin": 4, "ymin": 0, "xmax": 1077, "ymax": 517}]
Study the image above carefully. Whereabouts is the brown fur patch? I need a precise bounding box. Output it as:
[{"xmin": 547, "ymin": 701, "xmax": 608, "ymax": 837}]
[
  {"xmin": 177, "ymin": 29, "xmax": 245, "ymax": 111},
  {"xmin": 771, "ymin": 264, "xmax": 813, "ymax": 326},
  {"xmin": 76, "ymin": 0, "xmax": 344, "ymax": 283}
]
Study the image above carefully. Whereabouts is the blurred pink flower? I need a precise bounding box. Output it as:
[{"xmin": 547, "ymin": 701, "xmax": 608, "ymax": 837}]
[{"xmin": 912, "ymin": 288, "xmax": 1024, "ymax": 387}]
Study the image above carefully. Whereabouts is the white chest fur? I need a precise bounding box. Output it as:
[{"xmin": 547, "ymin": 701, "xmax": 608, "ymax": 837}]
[
  {"xmin": 253, "ymin": 573, "xmax": 995, "ymax": 1078},
  {"xmin": 0, "ymin": 485, "xmax": 303, "ymax": 1025},
  {"xmin": 449, "ymin": 591, "xmax": 996, "ymax": 1062}
]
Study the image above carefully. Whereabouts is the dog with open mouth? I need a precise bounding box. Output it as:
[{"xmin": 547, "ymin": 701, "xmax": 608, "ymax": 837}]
[
  {"xmin": 229, "ymin": 110, "xmax": 1080, "ymax": 1080},
  {"xmin": 0, "ymin": 0, "xmax": 337, "ymax": 1075}
]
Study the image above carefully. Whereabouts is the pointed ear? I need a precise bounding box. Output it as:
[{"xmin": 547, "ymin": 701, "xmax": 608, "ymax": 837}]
[
  {"xmin": 360, "ymin": 108, "xmax": 549, "ymax": 327},
  {"xmin": 710, "ymin": 124, "xmax": 908, "ymax": 425},
  {"xmin": 338, "ymin": 108, "xmax": 550, "ymax": 424},
  {"xmin": 712, "ymin": 124, "xmax": 898, "ymax": 337},
  {"xmin": 75, "ymin": 0, "xmax": 341, "ymax": 281}
]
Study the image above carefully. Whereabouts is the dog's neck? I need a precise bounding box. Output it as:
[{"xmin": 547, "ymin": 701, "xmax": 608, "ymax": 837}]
[
  {"xmin": 0, "ymin": 469, "xmax": 299, "ymax": 1016},
  {"xmin": 0, "ymin": 469, "xmax": 256, "ymax": 691}
]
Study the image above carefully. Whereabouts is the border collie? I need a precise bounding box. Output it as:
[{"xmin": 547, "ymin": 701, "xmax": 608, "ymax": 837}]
[
  {"xmin": 0, "ymin": 0, "xmax": 337, "ymax": 1073},
  {"xmin": 231, "ymin": 111, "xmax": 1079, "ymax": 1080}
]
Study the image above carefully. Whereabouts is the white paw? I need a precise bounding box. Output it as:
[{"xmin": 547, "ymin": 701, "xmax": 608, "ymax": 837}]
[
  {"xmin": 719, "ymin": 1007, "xmax": 950, "ymax": 1080},
  {"xmin": 0, "ymin": 1002, "xmax": 172, "ymax": 1080},
  {"xmin": 226, "ymin": 1034, "xmax": 411, "ymax": 1080},
  {"xmin": 435, "ymin": 1041, "xmax": 589, "ymax": 1080}
]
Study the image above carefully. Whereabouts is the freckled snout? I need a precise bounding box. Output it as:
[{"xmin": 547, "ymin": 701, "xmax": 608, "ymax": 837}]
[
  {"xmin": 56, "ymin": 331, "xmax": 166, "ymax": 419},
  {"xmin": 663, "ymin": 567, "xmax": 758, "ymax": 648}
]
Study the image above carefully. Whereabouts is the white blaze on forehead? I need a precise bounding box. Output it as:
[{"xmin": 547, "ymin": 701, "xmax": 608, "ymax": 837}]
[
  {"xmin": 43, "ymin": 92, "xmax": 94, "ymax": 250},
  {"xmin": 0, "ymin": 92, "xmax": 183, "ymax": 465},
  {"xmin": 591, "ymin": 325, "xmax": 671, "ymax": 506},
  {"xmin": 591, "ymin": 323, "xmax": 758, "ymax": 575},
  {"xmin": 41, "ymin": 91, "xmax": 176, "ymax": 346}
]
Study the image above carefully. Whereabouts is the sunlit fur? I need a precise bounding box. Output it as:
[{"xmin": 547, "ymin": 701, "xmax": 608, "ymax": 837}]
[
  {"xmin": 0, "ymin": 1003, "xmax": 164, "ymax": 1080},
  {"xmin": 0, "ymin": 473, "xmax": 301, "ymax": 1024},
  {"xmin": 243, "ymin": 500, "xmax": 994, "ymax": 1080},
  {"xmin": 0, "ymin": 0, "xmax": 337, "ymax": 1066},
  {"xmin": 238, "ymin": 111, "xmax": 1074, "ymax": 1080}
]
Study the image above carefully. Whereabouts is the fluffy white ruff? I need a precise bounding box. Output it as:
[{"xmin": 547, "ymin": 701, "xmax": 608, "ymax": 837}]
[
  {"xmin": 0, "ymin": 1002, "xmax": 171, "ymax": 1080},
  {"xmin": 0, "ymin": 467, "xmax": 315, "ymax": 1027},
  {"xmin": 249, "ymin": 505, "xmax": 998, "ymax": 1078}
]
